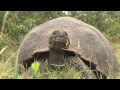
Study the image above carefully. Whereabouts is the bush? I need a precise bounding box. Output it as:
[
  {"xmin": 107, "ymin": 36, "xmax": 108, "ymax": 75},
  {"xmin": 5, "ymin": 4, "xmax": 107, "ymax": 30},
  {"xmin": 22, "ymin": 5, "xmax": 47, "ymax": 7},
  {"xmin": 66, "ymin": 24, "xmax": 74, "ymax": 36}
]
[
  {"xmin": 0, "ymin": 33, "xmax": 10, "ymax": 49},
  {"xmin": 2, "ymin": 11, "xmax": 66, "ymax": 43},
  {"xmin": 106, "ymin": 23, "xmax": 120, "ymax": 38}
]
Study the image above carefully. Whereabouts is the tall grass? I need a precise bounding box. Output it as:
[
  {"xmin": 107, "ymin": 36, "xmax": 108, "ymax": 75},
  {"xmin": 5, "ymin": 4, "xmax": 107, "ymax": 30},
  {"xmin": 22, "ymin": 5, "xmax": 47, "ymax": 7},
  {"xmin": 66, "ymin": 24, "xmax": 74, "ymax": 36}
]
[
  {"xmin": 14, "ymin": 51, "xmax": 19, "ymax": 79},
  {"xmin": 0, "ymin": 11, "xmax": 9, "ymax": 41}
]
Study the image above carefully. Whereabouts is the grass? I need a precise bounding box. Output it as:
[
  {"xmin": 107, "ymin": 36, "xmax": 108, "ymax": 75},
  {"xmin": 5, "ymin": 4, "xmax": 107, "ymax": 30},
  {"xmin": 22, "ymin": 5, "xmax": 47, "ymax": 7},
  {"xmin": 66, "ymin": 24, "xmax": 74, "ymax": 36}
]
[{"xmin": 111, "ymin": 43, "xmax": 120, "ymax": 64}]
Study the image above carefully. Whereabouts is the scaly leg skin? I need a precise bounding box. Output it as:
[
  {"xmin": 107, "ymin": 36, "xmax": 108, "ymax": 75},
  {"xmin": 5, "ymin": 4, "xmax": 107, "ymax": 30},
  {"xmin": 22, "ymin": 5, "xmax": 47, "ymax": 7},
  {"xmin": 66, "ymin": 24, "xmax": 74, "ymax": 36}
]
[{"xmin": 66, "ymin": 56, "xmax": 97, "ymax": 79}]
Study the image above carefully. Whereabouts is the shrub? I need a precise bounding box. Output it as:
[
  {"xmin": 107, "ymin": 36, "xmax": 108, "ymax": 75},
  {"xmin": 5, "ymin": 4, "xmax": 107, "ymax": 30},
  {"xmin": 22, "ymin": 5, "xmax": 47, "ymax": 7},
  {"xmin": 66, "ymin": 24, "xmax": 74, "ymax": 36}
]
[{"xmin": 106, "ymin": 23, "xmax": 120, "ymax": 38}]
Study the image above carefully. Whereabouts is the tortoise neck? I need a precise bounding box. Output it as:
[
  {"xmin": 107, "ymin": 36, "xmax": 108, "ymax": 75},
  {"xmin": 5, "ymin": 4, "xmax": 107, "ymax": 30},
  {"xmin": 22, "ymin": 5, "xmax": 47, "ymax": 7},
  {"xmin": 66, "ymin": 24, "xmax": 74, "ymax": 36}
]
[{"xmin": 48, "ymin": 49, "xmax": 66, "ymax": 69}]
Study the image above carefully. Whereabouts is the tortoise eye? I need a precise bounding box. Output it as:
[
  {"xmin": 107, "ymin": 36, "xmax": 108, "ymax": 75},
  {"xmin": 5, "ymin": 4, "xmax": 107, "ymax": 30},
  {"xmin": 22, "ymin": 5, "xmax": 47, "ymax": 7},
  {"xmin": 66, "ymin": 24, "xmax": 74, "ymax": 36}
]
[
  {"xmin": 52, "ymin": 31, "xmax": 56, "ymax": 35},
  {"xmin": 64, "ymin": 32, "xmax": 68, "ymax": 36},
  {"xmin": 52, "ymin": 31, "xmax": 58, "ymax": 35}
]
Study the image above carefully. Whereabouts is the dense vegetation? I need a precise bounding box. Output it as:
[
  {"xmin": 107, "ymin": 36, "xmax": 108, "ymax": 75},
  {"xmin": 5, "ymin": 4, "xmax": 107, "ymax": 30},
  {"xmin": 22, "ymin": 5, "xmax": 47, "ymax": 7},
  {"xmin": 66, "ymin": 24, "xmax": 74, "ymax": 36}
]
[{"xmin": 0, "ymin": 11, "xmax": 120, "ymax": 79}]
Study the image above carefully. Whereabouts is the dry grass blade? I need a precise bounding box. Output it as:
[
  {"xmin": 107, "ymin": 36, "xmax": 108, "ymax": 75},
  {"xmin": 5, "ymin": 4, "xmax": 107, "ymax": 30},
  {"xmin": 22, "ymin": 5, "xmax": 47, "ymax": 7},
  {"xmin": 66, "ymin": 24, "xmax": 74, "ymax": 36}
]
[
  {"xmin": 14, "ymin": 50, "xmax": 20, "ymax": 79},
  {"xmin": 0, "ymin": 11, "xmax": 9, "ymax": 39},
  {"xmin": 0, "ymin": 45, "xmax": 9, "ymax": 56}
]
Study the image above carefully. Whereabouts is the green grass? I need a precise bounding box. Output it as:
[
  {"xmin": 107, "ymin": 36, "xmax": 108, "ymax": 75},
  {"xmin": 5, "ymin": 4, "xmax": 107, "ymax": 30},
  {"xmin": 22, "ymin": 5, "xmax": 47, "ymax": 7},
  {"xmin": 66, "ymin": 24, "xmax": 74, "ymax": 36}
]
[{"xmin": 111, "ymin": 43, "xmax": 120, "ymax": 64}]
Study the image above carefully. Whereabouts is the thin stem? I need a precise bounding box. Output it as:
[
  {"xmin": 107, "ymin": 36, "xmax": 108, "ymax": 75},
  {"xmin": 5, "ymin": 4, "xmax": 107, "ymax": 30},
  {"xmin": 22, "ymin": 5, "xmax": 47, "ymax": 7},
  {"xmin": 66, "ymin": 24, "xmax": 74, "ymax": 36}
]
[{"xmin": 0, "ymin": 11, "xmax": 9, "ymax": 39}]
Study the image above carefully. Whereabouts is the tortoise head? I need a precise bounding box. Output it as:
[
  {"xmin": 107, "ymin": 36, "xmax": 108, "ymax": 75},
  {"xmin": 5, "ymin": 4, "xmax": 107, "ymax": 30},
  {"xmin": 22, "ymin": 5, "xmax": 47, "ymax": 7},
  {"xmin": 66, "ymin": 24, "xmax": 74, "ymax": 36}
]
[{"xmin": 49, "ymin": 30, "xmax": 70, "ymax": 50}]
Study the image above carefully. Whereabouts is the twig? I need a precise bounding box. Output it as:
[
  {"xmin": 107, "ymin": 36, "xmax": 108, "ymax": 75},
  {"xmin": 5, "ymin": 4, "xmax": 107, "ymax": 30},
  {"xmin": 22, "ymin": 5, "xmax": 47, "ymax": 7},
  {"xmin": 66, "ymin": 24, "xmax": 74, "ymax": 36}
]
[{"xmin": 0, "ymin": 11, "xmax": 9, "ymax": 39}]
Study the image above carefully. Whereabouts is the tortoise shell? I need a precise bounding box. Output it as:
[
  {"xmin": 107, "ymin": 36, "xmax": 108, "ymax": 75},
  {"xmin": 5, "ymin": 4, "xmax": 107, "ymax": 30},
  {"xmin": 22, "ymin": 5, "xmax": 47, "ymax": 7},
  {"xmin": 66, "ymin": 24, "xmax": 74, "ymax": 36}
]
[{"xmin": 18, "ymin": 17, "xmax": 119, "ymax": 76}]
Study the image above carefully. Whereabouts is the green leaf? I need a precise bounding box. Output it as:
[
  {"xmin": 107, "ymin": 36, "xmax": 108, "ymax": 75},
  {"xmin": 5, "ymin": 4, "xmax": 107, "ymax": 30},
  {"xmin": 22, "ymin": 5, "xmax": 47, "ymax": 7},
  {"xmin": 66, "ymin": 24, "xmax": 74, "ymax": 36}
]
[{"xmin": 31, "ymin": 61, "xmax": 40, "ymax": 74}]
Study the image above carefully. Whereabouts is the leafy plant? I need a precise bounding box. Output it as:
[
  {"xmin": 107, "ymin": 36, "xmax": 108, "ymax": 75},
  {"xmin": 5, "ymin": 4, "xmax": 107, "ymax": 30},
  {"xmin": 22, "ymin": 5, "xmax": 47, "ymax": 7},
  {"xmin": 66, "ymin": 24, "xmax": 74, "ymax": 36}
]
[
  {"xmin": 106, "ymin": 23, "xmax": 120, "ymax": 37},
  {"xmin": 31, "ymin": 61, "xmax": 40, "ymax": 75}
]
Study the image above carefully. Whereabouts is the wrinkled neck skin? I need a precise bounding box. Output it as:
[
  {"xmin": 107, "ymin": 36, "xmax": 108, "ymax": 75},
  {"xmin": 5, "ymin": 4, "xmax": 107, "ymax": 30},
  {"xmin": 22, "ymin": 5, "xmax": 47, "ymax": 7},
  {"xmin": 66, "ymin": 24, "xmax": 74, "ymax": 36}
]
[{"xmin": 48, "ymin": 48, "xmax": 66, "ymax": 69}]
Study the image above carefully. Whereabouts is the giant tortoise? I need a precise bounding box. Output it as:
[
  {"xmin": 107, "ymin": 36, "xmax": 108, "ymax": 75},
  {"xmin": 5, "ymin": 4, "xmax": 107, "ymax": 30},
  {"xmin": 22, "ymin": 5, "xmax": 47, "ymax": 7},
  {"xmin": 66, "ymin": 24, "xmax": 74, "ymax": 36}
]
[{"xmin": 18, "ymin": 17, "xmax": 119, "ymax": 79}]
